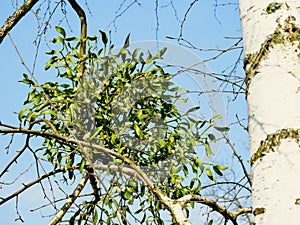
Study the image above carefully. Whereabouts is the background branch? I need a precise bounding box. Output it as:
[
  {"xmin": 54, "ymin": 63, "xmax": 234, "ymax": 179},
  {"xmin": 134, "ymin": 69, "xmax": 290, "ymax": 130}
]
[
  {"xmin": 67, "ymin": 0, "xmax": 87, "ymax": 78},
  {"xmin": 0, "ymin": 0, "xmax": 39, "ymax": 44}
]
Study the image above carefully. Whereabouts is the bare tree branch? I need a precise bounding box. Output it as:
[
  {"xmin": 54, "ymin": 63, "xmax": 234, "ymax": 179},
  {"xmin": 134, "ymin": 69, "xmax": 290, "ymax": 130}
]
[
  {"xmin": 0, "ymin": 123, "xmax": 160, "ymax": 192},
  {"xmin": 0, "ymin": 123, "xmax": 251, "ymax": 224},
  {"xmin": 0, "ymin": 163, "xmax": 148, "ymax": 207},
  {"xmin": 177, "ymin": 194, "xmax": 252, "ymax": 225},
  {"xmin": 0, "ymin": 167, "xmax": 68, "ymax": 206},
  {"xmin": 0, "ymin": 0, "xmax": 39, "ymax": 44}
]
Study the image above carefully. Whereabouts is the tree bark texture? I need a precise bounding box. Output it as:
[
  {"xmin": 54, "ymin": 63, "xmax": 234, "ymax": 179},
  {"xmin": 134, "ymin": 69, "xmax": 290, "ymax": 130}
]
[
  {"xmin": 0, "ymin": 0, "xmax": 39, "ymax": 44},
  {"xmin": 239, "ymin": 0, "xmax": 300, "ymax": 224}
]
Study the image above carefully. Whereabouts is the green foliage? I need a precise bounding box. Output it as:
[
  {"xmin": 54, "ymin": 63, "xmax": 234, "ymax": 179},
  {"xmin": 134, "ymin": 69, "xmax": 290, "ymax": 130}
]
[
  {"xmin": 18, "ymin": 28, "xmax": 228, "ymax": 224},
  {"xmin": 208, "ymin": 219, "xmax": 213, "ymax": 225}
]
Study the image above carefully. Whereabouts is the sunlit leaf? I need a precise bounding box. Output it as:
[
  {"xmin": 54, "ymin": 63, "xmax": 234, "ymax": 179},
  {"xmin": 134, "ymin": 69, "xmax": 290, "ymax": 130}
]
[
  {"xmin": 19, "ymin": 74, "xmax": 35, "ymax": 86},
  {"xmin": 212, "ymin": 114, "xmax": 222, "ymax": 119},
  {"xmin": 208, "ymin": 133, "xmax": 216, "ymax": 142},
  {"xmin": 213, "ymin": 126, "xmax": 230, "ymax": 132},
  {"xmin": 159, "ymin": 47, "xmax": 167, "ymax": 56},
  {"xmin": 55, "ymin": 26, "xmax": 66, "ymax": 37},
  {"xmin": 213, "ymin": 165, "xmax": 223, "ymax": 176},
  {"xmin": 205, "ymin": 168, "xmax": 216, "ymax": 182},
  {"xmin": 134, "ymin": 123, "xmax": 143, "ymax": 139},
  {"xmin": 79, "ymin": 158, "xmax": 86, "ymax": 172},
  {"xmin": 99, "ymin": 30, "xmax": 108, "ymax": 45},
  {"xmin": 93, "ymin": 209, "xmax": 98, "ymax": 224},
  {"xmin": 204, "ymin": 141, "xmax": 214, "ymax": 157},
  {"xmin": 18, "ymin": 107, "xmax": 30, "ymax": 121},
  {"xmin": 186, "ymin": 106, "xmax": 200, "ymax": 114},
  {"xmin": 123, "ymin": 33, "xmax": 130, "ymax": 48}
]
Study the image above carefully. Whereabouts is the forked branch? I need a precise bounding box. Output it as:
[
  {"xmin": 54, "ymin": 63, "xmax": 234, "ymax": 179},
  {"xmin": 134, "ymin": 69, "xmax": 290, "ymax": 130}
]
[{"xmin": 178, "ymin": 194, "xmax": 252, "ymax": 225}]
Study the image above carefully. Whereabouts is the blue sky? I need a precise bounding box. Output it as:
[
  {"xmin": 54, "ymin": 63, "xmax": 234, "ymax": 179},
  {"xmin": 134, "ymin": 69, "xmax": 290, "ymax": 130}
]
[{"xmin": 0, "ymin": 1, "xmax": 249, "ymax": 224}]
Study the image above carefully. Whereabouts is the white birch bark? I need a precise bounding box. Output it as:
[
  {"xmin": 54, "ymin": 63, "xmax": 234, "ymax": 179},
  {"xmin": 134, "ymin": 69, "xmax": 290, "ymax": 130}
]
[{"xmin": 239, "ymin": 0, "xmax": 300, "ymax": 224}]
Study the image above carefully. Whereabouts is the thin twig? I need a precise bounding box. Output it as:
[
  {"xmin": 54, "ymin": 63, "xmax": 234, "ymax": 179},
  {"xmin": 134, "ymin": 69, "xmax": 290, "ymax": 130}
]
[
  {"xmin": 0, "ymin": 136, "xmax": 29, "ymax": 178},
  {"xmin": 7, "ymin": 32, "xmax": 53, "ymax": 106},
  {"xmin": 222, "ymin": 133, "xmax": 252, "ymax": 186},
  {"xmin": 178, "ymin": 0, "xmax": 199, "ymax": 40}
]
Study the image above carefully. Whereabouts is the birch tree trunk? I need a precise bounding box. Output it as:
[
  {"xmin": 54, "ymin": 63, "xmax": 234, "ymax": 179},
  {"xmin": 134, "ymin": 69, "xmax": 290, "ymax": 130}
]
[{"xmin": 239, "ymin": 1, "xmax": 300, "ymax": 224}]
